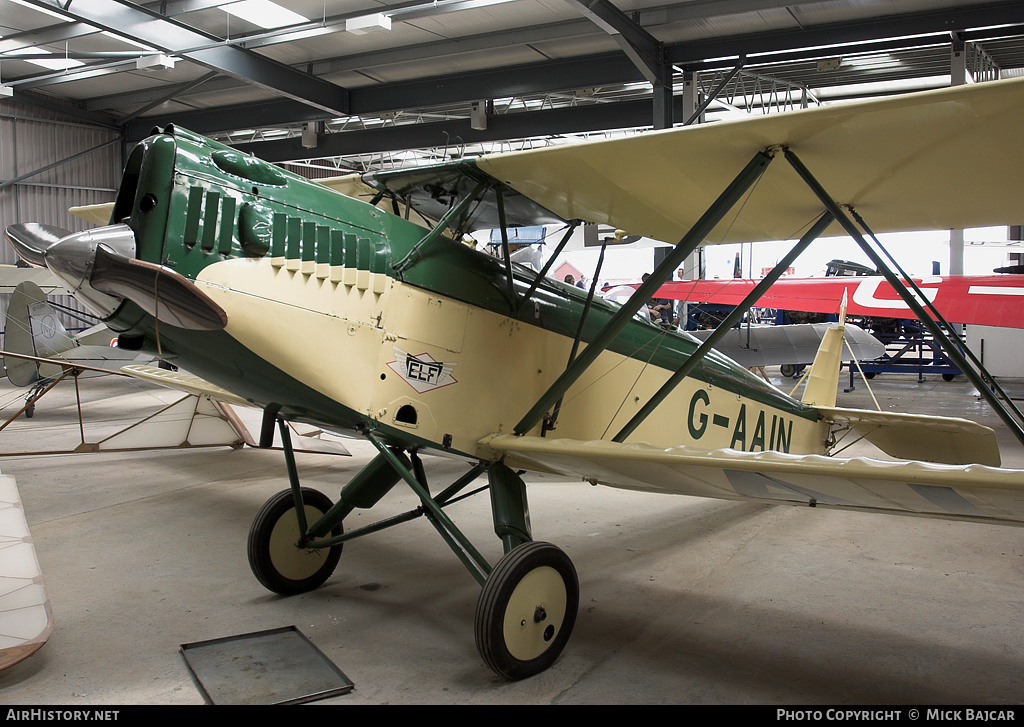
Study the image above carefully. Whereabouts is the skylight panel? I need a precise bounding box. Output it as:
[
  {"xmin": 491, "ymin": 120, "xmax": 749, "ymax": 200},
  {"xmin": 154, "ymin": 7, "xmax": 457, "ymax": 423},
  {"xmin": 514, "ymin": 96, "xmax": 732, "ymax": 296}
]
[
  {"xmin": 1, "ymin": 44, "xmax": 83, "ymax": 70},
  {"xmin": 6, "ymin": 0, "xmax": 73, "ymax": 24},
  {"xmin": 220, "ymin": 0, "xmax": 308, "ymax": 29}
]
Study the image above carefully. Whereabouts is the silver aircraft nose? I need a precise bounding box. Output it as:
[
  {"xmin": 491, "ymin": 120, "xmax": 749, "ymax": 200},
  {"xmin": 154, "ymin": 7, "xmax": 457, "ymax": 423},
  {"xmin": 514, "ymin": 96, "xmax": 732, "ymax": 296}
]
[
  {"xmin": 42, "ymin": 224, "xmax": 137, "ymax": 319},
  {"xmin": 6, "ymin": 221, "xmax": 226, "ymax": 331},
  {"xmin": 5, "ymin": 223, "xmax": 71, "ymax": 267}
]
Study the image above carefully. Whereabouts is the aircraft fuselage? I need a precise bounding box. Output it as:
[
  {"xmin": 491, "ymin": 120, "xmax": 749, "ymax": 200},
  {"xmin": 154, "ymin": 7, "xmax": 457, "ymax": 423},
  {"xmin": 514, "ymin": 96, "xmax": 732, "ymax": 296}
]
[{"xmin": 97, "ymin": 128, "xmax": 825, "ymax": 461}]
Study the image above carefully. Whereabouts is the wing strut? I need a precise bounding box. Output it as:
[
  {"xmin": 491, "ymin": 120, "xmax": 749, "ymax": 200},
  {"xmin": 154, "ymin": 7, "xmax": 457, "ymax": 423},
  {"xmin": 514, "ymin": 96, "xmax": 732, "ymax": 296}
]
[
  {"xmin": 513, "ymin": 148, "xmax": 776, "ymax": 436},
  {"xmin": 612, "ymin": 210, "xmax": 835, "ymax": 442},
  {"xmin": 846, "ymin": 204, "xmax": 1024, "ymax": 426},
  {"xmin": 495, "ymin": 189, "xmax": 517, "ymax": 310},
  {"xmin": 392, "ymin": 180, "xmax": 489, "ymax": 275},
  {"xmin": 548, "ymin": 241, "xmax": 609, "ymax": 434},
  {"xmin": 783, "ymin": 149, "xmax": 1024, "ymax": 450},
  {"xmin": 515, "ymin": 221, "xmax": 580, "ymax": 314}
]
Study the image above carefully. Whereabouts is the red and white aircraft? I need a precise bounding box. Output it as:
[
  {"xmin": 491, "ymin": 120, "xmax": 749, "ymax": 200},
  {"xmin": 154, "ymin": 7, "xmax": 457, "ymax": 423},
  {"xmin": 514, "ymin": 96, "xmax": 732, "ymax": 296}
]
[{"xmin": 653, "ymin": 274, "xmax": 1024, "ymax": 328}]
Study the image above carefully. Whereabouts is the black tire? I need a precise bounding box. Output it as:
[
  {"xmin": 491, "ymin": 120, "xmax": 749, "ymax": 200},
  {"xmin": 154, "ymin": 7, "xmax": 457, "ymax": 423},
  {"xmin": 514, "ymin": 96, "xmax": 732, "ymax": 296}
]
[
  {"xmin": 942, "ymin": 373, "xmax": 956, "ymax": 382},
  {"xmin": 247, "ymin": 488, "xmax": 342, "ymax": 595},
  {"xmin": 475, "ymin": 541, "xmax": 579, "ymax": 680}
]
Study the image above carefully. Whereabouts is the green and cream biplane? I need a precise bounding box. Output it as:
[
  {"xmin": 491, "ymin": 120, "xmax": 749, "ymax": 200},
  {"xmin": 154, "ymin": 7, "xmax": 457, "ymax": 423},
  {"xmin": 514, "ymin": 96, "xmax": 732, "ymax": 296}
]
[{"xmin": 7, "ymin": 77, "xmax": 1024, "ymax": 680}]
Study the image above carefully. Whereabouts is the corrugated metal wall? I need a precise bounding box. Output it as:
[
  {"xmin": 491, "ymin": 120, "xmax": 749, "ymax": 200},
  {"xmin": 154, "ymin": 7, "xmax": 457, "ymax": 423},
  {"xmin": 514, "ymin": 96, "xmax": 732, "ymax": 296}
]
[{"xmin": 0, "ymin": 101, "xmax": 123, "ymax": 341}]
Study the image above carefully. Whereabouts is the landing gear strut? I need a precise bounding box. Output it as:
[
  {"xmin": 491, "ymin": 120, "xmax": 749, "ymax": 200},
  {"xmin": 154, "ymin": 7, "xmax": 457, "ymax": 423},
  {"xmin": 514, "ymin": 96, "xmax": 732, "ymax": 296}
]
[{"xmin": 246, "ymin": 416, "xmax": 580, "ymax": 680}]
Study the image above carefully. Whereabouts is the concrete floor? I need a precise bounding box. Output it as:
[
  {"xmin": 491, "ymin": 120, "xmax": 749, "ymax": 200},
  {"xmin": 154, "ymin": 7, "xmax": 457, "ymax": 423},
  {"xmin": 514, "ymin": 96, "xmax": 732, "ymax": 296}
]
[{"xmin": 0, "ymin": 368, "xmax": 1022, "ymax": 705}]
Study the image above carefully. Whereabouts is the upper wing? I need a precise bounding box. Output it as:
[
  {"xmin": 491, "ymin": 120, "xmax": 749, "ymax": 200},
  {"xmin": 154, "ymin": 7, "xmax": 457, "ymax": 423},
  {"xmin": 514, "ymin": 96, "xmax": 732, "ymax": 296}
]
[
  {"xmin": 480, "ymin": 434, "xmax": 1024, "ymax": 527},
  {"xmin": 352, "ymin": 78, "xmax": 1024, "ymax": 244},
  {"xmin": 478, "ymin": 77, "xmax": 1024, "ymax": 243}
]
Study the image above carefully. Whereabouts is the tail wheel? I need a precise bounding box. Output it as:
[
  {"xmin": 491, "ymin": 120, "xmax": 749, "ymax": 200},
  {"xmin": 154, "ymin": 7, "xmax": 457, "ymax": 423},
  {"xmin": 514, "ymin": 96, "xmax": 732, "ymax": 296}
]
[
  {"xmin": 247, "ymin": 488, "xmax": 342, "ymax": 595},
  {"xmin": 475, "ymin": 541, "xmax": 579, "ymax": 680}
]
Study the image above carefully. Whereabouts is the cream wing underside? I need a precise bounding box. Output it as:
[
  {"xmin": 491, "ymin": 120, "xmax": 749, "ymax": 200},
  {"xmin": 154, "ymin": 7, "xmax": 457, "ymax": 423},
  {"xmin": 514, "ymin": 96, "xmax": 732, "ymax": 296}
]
[{"xmin": 476, "ymin": 77, "xmax": 1024, "ymax": 244}]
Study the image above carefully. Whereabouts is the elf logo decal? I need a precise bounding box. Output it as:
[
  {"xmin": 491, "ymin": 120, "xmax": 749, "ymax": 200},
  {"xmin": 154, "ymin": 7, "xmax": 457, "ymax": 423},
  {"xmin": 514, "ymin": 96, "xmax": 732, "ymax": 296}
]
[
  {"xmin": 687, "ymin": 389, "xmax": 792, "ymax": 453},
  {"xmin": 388, "ymin": 346, "xmax": 458, "ymax": 393}
]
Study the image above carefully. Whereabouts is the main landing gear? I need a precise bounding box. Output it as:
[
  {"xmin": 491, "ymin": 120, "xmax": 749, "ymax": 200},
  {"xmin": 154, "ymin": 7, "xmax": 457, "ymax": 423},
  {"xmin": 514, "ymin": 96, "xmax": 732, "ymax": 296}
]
[{"xmin": 245, "ymin": 416, "xmax": 580, "ymax": 680}]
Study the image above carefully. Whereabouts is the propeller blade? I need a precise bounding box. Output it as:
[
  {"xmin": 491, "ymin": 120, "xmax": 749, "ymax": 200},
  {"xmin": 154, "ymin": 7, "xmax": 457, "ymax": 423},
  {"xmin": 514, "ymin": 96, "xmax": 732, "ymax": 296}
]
[
  {"xmin": 4, "ymin": 223, "xmax": 71, "ymax": 267},
  {"xmin": 90, "ymin": 246, "xmax": 228, "ymax": 331}
]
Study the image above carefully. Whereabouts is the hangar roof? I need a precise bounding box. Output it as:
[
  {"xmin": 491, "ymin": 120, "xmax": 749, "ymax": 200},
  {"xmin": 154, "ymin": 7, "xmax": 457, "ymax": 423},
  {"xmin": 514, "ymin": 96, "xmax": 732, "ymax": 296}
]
[{"xmin": 2, "ymin": 0, "xmax": 1024, "ymax": 170}]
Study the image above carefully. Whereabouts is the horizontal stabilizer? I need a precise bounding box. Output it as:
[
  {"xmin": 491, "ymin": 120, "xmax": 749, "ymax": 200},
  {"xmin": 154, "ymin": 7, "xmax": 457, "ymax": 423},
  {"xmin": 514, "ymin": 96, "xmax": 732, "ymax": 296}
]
[
  {"xmin": 86, "ymin": 394, "xmax": 246, "ymax": 452},
  {"xmin": 818, "ymin": 406, "xmax": 1001, "ymax": 467},
  {"xmin": 480, "ymin": 434, "xmax": 1024, "ymax": 527},
  {"xmin": 0, "ymin": 267, "xmax": 62, "ymax": 295},
  {"xmin": 122, "ymin": 364, "xmax": 251, "ymax": 407}
]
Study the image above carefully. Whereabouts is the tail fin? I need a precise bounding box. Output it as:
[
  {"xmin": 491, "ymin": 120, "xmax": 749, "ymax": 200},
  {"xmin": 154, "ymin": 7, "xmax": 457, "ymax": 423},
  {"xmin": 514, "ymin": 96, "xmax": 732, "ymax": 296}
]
[
  {"xmin": 800, "ymin": 292, "xmax": 847, "ymax": 407},
  {"xmin": 798, "ymin": 293, "xmax": 1002, "ymax": 467},
  {"xmin": 4, "ymin": 281, "xmax": 75, "ymax": 386}
]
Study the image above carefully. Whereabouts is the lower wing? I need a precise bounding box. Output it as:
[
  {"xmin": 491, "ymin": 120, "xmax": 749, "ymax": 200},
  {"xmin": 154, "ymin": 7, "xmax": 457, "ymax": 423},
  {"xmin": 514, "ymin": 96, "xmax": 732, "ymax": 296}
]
[{"xmin": 480, "ymin": 434, "xmax": 1024, "ymax": 527}]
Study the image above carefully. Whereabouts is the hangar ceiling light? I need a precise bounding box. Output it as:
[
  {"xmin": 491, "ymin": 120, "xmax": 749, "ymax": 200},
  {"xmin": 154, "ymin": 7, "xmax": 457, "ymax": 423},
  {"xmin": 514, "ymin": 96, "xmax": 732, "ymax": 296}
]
[
  {"xmin": 220, "ymin": 0, "xmax": 308, "ymax": 30},
  {"xmin": 0, "ymin": 43, "xmax": 83, "ymax": 71},
  {"xmin": 6, "ymin": 0, "xmax": 70, "ymax": 23}
]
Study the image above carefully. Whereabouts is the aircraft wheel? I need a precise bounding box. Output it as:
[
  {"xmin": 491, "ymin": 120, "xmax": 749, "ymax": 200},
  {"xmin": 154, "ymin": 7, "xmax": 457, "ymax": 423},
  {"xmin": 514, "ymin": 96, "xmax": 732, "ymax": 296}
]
[
  {"xmin": 247, "ymin": 488, "xmax": 342, "ymax": 595},
  {"xmin": 475, "ymin": 541, "xmax": 579, "ymax": 680}
]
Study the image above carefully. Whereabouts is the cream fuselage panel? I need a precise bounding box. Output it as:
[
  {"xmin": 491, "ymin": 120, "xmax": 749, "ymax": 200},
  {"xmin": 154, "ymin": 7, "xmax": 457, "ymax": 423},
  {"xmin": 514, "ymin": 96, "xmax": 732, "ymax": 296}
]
[{"xmin": 196, "ymin": 258, "xmax": 826, "ymax": 458}]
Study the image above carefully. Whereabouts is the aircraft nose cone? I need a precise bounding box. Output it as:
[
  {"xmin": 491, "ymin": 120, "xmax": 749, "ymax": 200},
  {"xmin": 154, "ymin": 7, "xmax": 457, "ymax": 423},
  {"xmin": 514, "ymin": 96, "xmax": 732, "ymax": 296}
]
[
  {"xmin": 4, "ymin": 223, "xmax": 71, "ymax": 267},
  {"xmin": 41, "ymin": 224, "xmax": 137, "ymax": 319},
  {"xmin": 44, "ymin": 225, "xmax": 134, "ymax": 289}
]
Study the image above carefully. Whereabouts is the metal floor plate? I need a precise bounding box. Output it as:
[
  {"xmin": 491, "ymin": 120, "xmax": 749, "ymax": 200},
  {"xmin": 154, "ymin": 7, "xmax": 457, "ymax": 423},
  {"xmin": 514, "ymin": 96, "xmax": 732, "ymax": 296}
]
[{"xmin": 181, "ymin": 626, "xmax": 354, "ymax": 705}]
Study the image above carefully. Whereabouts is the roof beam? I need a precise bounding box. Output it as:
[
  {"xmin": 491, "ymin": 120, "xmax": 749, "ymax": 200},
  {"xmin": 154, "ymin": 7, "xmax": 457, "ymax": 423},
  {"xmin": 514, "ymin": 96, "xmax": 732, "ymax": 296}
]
[
  {"xmin": 231, "ymin": 98, "xmax": 679, "ymax": 162},
  {"xmin": 562, "ymin": 0, "xmax": 667, "ymax": 87},
  {"xmin": 119, "ymin": 0, "xmax": 1024, "ymax": 139},
  {"xmin": 667, "ymin": 0, "xmax": 1024, "ymax": 66},
  {"xmin": 88, "ymin": 19, "xmax": 599, "ymax": 113},
  {"xmin": 124, "ymin": 53, "xmax": 643, "ymax": 140},
  {"xmin": 16, "ymin": 0, "xmax": 350, "ymax": 117}
]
